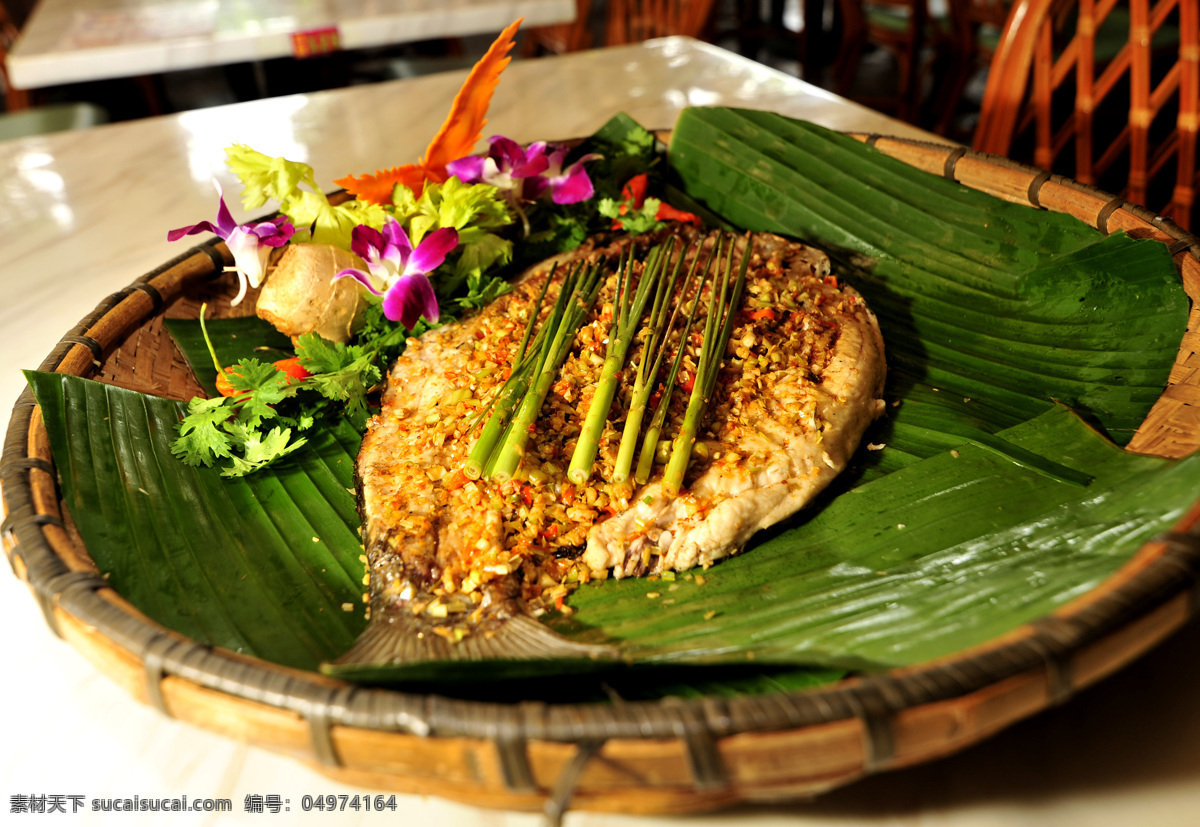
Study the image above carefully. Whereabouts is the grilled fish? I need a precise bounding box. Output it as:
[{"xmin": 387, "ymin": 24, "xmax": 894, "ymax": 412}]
[{"xmin": 339, "ymin": 229, "xmax": 886, "ymax": 665}]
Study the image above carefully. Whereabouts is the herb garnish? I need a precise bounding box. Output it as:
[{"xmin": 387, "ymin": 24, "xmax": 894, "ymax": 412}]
[{"xmin": 171, "ymin": 305, "xmax": 414, "ymax": 476}]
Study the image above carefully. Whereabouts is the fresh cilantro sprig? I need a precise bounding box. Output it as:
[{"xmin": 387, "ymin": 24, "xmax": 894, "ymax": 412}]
[
  {"xmin": 171, "ymin": 330, "xmax": 395, "ymax": 477},
  {"xmin": 598, "ymin": 196, "xmax": 664, "ymax": 234}
]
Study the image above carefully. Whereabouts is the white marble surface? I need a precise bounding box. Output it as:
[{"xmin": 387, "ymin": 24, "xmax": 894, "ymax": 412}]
[
  {"xmin": 2, "ymin": 37, "xmax": 1198, "ymax": 826},
  {"xmin": 8, "ymin": 0, "xmax": 576, "ymax": 89}
]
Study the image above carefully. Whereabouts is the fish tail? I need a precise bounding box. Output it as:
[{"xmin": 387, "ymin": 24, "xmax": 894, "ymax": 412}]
[{"xmin": 331, "ymin": 607, "xmax": 617, "ymax": 666}]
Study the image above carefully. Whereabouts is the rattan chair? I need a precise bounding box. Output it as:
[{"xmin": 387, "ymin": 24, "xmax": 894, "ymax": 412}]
[{"xmin": 973, "ymin": 0, "xmax": 1198, "ymax": 229}]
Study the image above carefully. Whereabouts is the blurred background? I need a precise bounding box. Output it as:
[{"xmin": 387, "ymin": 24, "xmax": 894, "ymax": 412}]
[{"xmin": 2, "ymin": 0, "xmax": 1196, "ymax": 229}]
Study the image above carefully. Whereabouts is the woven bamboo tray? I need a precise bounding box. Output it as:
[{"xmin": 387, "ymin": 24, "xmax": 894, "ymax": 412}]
[{"xmin": 4, "ymin": 136, "xmax": 1200, "ymax": 818}]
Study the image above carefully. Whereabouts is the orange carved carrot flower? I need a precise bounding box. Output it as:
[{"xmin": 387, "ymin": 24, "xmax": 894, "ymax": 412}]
[{"xmin": 335, "ymin": 19, "xmax": 522, "ymax": 205}]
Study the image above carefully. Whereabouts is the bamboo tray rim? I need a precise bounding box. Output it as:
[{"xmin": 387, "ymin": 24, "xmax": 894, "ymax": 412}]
[{"xmin": 4, "ymin": 134, "xmax": 1200, "ymax": 812}]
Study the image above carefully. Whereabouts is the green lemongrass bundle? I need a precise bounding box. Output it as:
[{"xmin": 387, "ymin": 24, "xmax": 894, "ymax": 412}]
[
  {"xmin": 489, "ymin": 259, "xmax": 606, "ymax": 483},
  {"xmin": 463, "ymin": 270, "xmax": 555, "ymax": 479},
  {"xmin": 567, "ymin": 243, "xmax": 673, "ymax": 485},
  {"xmin": 633, "ymin": 239, "xmax": 720, "ymax": 485},
  {"xmin": 610, "ymin": 237, "xmax": 703, "ymax": 486},
  {"xmin": 662, "ymin": 233, "xmax": 750, "ymax": 496}
]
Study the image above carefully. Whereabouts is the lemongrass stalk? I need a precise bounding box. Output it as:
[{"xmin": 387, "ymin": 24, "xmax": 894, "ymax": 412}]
[
  {"xmin": 486, "ymin": 266, "xmax": 580, "ymax": 480},
  {"xmin": 463, "ymin": 268, "xmax": 556, "ymax": 478},
  {"xmin": 467, "ymin": 318, "xmax": 551, "ymax": 435},
  {"xmin": 661, "ymin": 236, "xmax": 730, "ymax": 495},
  {"xmin": 634, "ymin": 239, "xmax": 717, "ymax": 484},
  {"xmin": 567, "ymin": 243, "xmax": 667, "ymax": 484},
  {"xmin": 490, "ymin": 261, "xmax": 604, "ymax": 483},
  {"xmin": 564, "ymin": 251, "xmax": 635, "ymax": 484},
  {"xmin": 703, "ymin": 237, "xmax": 751, "ymax": 403},
  {"xmin": 662, "ymin": 234, "xmax": 748, "ymax": 496},
  {"xmin": 464, "ymin": 355, "xmax": 539, "ymax": 478},
  {"xmin": 612, "ymin": 237, "xmax": 691, "ymax": 484},
  {"xmin": 482, "ymin": 411, "xmax": 518, "ymax": 479},
  {"xmin": 512, "ymin": 265, "xmax": 555, "ymax": 365}
]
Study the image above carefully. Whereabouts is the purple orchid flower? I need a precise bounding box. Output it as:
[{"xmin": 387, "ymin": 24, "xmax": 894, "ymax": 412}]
[
  {"xmin": 527, "ymin": 142, "xmax": 601, "ymax": 204},
  {"xmin": 447, "ymin": 136, "xmax": 600, "ymax": 205},
  {"xmin": 167, "ymin": 182, "xmax": 294, "ymax": 306},
  {"xmin": 334, "ymin": 218, "xmax": 458, "ymax": 330},
  {"xmin": 447, "ymin": 136, "xmax": 548, "ymax": 194}
]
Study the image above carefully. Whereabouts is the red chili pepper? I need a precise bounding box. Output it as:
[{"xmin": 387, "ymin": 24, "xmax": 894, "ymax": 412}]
[
  {"xmin": 613, "ymin": 173, "xmax": 702, "ymax": 229},
  {"xmin": 214, "ymin": 366, "xmax": 239, "ymax": 397},
  {"xmin": 680, "ymin": 370, "xmax": 696, "ymax": 393},
  {"xmin": 214, "ymin": 356, "xmax": 311, "ymax": 397},
  {"xmin": 621, "ymin": 173, "xmax": 650, "ymax": 204},
  {"xmin": 748, "ymin": 308, "xmax": 777, "ymax": 322},
  {"xmin": 274, "ymin": 356, "xmax": 312, "ymax": 383},
  {"xmin": 561, "ymin": 483, "xmax": 576, "ymax": 504},
  {"xmin": 521, "ymin": 484, "xmax": 534, "ymax": 507},
  {"xmin": 654, "ymin": 202, "xmax": 702, "ymax": 226}
]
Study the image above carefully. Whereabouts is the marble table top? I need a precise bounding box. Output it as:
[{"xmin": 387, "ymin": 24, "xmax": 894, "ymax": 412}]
[{"xmin": 7, "ymin": 0, "xmax": 576, "ymax": 89}]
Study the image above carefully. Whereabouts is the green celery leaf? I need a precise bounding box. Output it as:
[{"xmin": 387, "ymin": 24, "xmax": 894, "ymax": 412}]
[
  {"xmin": 224, "ymin": 144, "xmax": 389, "ymax": 248},
  {"xmin": 225, "ymin": 144, "xmax": 319, "ymax": 209}
]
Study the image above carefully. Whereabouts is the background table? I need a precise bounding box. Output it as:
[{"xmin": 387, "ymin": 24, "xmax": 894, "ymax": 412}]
[
  {"xmin": 2, "ymin": 36, "xmax": 1199, "ymax": 827},
  {"xmin": 6, "ymin": 0, "xmax": 576, "ymax": 90}
]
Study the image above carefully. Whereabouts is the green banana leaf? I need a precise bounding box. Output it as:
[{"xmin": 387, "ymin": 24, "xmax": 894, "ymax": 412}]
[
  {"xmin": 29, "ymin": 373, "xmax": 1200, "ymax": 686},
  {"xmin": 23, "ymin": 111, "xmax": 1197, "ymax": 692},
  {"xmin": 26, "ymin": 370, "xmax": 367, "ymax": 672},
  {"xmin": 666, "ymin": 109, "xmax": 1188, "ymax": 447},
  {"xmin": 28, "ymin": 366, "xmax": 842, "ymax": 694},
  {"xmin": 162, "ymin": 316, "xmax": 293, "ymax": 398},
  {"xmin": 550, "ymin": 406, "xmax": 1200, "ymax": 670}
]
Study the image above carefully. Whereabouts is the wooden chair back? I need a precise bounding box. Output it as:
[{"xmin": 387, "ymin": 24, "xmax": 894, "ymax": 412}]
[
  {"xmin": 0, "ymin": 0, "xmax": 35, "ymax": 30},
  {"xmin": 974, "ymin": 0, "xmax": 1199, "ymax": 229},
  {"xmin": 833, "ymin": 0, "xmax": 946, "ymax": 124},
  {"xmin": 524, "ymin": 0, "xmax": 718, "ymax": 55},
  {"xmin": 522, "ymin": 0, "xmax": 596, "ymax": 54},
  {"xmin": 605, "ymin": 0, "xmax": 718, "ymax": 43},
  {"xmin": 932, "ymin": 0, "xmax": 1013, "ymax": 134}
]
